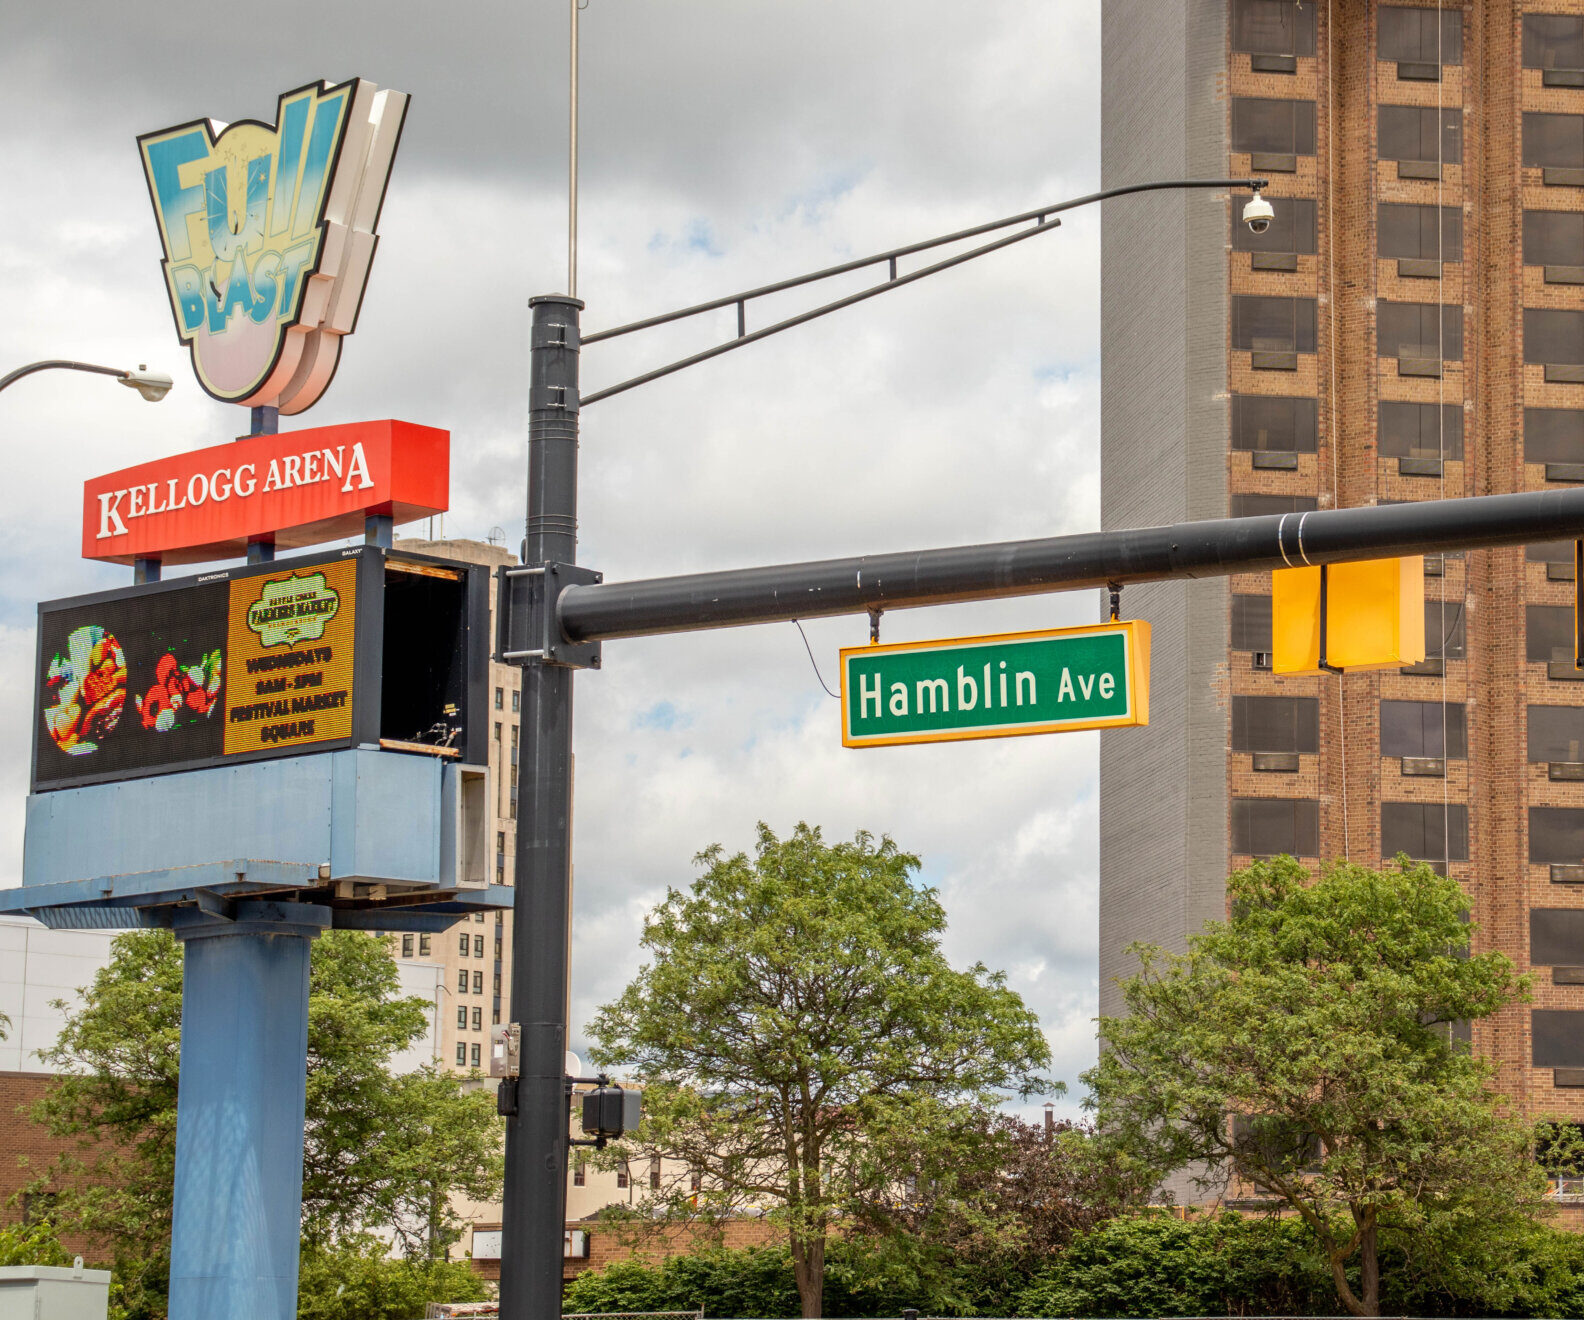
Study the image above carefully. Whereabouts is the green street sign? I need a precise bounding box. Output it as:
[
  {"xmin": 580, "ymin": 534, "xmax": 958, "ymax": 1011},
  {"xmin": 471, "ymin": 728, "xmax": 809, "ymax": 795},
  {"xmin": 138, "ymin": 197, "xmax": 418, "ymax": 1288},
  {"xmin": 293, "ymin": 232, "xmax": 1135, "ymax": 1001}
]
[{"xmin": 840, "ymin": 621, "xmax": 1151, "ymax": 748}]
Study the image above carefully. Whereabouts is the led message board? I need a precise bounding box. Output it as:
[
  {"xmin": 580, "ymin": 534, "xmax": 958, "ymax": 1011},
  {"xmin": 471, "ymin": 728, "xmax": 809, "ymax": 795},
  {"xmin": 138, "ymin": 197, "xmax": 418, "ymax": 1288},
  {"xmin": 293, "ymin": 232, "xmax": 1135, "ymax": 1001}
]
[{"xmin": 33, "ymin": 547, "xmax": 487, "ymax": 793}]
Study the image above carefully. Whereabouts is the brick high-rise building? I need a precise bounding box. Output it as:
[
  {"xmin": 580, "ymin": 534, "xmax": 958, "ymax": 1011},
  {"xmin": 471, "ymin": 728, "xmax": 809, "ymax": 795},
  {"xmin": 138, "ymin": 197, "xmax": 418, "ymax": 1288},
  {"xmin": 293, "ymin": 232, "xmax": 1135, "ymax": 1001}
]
[{"xmin": 1101, "ymin": 0, "xmax": 1584, "ymax": 1146}]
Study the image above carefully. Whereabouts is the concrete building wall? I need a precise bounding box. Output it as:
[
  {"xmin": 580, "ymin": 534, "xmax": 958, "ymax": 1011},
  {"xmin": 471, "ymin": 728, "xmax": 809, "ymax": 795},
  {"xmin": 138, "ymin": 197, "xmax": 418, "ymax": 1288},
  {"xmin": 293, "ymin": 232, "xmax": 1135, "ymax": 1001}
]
[
  {"xmin": 1099, "ymin": 0, "xmax": 1230, "ymax": 1023},
  {"xmin": 0, "ymin": 918, "xmax": 115, "ymax": 1074}
]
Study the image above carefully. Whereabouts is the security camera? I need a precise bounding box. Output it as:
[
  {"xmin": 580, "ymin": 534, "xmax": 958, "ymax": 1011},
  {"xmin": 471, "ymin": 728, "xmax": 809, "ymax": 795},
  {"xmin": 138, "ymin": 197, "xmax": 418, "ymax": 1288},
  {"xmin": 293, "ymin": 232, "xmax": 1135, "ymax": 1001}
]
[{"xmin": 1242, "ymin": 192, "xmax": 1275, "ymax": 236}]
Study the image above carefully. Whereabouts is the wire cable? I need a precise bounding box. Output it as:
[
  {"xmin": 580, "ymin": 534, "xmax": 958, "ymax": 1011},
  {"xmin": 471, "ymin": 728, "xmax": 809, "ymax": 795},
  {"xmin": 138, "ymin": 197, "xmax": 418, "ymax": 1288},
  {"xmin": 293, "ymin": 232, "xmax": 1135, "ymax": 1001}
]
[{"xmin": 792, "ymin": 620, "xmax": 840, "ymax": 699}]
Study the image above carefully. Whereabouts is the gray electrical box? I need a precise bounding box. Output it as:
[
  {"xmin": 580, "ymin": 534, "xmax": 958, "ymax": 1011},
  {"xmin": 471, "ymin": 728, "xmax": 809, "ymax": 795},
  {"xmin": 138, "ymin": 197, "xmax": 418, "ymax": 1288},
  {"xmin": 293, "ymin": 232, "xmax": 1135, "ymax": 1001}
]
[
  {"xmin": 581, "ymin": 1085, "xmax": 642, "ymax": 1139},
  {"xmin": 490, "ymin": 1023, "xmax": 520, "ymax": 1078},
  {"xmin": 0, "ymin": 1263, "xmax": 112, "ymax": 1320}
]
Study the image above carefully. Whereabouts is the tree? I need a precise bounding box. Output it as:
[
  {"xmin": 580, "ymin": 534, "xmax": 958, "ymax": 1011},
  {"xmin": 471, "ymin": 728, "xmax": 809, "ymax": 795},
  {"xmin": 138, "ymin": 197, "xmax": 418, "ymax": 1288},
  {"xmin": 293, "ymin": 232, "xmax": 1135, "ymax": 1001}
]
[
  {"xmin": 29, "ymin": 927, "xmax": 502, "ymax": 1316},
  {"xmin": 1085, "ymin": 856, "xmax": 1550, "ymax": 1318},
  {"xmin": 588, "ymin": 822, "xmax": 1052, "ymax": 1318},
  {"xmin": 846, "ymin": 1112, "xmax": 1153, "ymax": 1315}
]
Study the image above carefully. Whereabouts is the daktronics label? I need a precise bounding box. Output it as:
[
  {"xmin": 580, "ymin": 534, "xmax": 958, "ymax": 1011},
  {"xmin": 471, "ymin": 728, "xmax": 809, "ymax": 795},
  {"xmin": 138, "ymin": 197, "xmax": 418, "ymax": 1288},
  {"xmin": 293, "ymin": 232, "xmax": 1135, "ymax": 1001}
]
[
  {"xmin": 225, "ymin": 560, "xmax": 357, "ymax": 756},
  {"xmin": 32, "ymin": 551, "xmax": 366, "ymax": 792}
]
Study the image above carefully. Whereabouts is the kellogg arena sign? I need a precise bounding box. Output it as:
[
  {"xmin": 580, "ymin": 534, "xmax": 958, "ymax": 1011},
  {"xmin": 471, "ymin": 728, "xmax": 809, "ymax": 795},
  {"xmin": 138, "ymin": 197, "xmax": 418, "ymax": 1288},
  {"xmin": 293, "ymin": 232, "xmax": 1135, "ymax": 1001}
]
[
  {"xmin": 82, "ymin": 419, "xmax": 448, "ymax": 566},
  {"xmin": 138, "ymin": 78, "xmax": 407, "ymax": 414}
]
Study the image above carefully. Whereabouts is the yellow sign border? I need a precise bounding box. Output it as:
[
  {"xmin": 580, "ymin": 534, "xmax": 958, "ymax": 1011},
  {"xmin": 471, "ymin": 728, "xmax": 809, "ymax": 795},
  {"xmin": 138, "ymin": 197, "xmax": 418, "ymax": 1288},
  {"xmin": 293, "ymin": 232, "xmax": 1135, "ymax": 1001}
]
[{"xmin": 838, "ymin": 619, "xmax": 1151, "ymax": 749}]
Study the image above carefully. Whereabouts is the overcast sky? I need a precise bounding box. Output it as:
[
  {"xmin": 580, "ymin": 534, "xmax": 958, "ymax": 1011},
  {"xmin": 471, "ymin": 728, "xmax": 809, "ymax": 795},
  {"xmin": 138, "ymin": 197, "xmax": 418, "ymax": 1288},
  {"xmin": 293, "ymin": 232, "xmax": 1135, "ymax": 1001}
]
[{"xmin": 1, "ymin": 0, "xmax": 1104, "ymax": 1114}]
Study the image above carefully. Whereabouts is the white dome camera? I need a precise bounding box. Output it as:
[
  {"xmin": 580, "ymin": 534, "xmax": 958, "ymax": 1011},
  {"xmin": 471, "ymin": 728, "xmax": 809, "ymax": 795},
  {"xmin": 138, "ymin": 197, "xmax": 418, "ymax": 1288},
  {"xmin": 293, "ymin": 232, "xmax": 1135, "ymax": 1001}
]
[{"xmin": 1242, "ymin": 192, "xmax": 1275, "ymax": 236}]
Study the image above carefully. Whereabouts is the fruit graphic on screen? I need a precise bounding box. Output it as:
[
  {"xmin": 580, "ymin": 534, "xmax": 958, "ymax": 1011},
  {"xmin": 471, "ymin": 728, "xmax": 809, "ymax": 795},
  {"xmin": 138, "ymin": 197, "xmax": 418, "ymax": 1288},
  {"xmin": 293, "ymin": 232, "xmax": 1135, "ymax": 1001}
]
[
  {"xmin": 136, "ymin": 649, "xmax": 224, "ymax": 732},
  {"xmin": 44, "ymin": 626, "xmax": 128, "ymax": 755}
]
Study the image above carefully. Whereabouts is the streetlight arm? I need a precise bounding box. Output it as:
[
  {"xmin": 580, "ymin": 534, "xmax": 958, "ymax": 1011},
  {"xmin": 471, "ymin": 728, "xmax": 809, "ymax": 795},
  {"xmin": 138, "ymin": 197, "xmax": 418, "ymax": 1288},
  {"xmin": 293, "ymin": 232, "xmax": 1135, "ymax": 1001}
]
[
  {"xmin": 578, "ymin": 176, "xmax": 1264, "ymax": 406},
  {"xmin": 0, "ymin": 359, "xmax": 128, "ymax": 392}
]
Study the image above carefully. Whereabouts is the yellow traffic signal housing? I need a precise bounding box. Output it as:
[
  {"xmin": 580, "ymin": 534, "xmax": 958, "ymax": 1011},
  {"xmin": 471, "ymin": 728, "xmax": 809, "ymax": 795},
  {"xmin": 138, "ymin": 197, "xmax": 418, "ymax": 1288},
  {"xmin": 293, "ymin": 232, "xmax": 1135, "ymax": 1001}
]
[{"xmin": 1272, "ymin": 557, "xmax": 1426, "ymax": 675}]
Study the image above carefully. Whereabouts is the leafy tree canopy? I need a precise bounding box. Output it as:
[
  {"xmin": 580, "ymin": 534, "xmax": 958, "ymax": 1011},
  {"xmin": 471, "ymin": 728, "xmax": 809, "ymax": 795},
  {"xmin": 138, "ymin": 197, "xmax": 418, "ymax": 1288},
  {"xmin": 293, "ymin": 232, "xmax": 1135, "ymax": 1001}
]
[
  {"xmin": 1085, "ymin": 856, "xmax": 1550, "ymax": 1318},
  {"xmin": 27, "ymin": 927, "xmax": 501, "ymax": 1318},
  {"xmin": 589, "ymin": 822, "xmax": 1053, "ymax": 1318}
]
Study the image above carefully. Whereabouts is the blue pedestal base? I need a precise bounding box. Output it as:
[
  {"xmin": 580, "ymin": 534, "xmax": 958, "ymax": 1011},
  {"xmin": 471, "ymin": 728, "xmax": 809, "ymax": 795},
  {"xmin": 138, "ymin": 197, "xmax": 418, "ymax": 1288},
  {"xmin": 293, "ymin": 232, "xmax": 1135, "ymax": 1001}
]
[{"xmin": 166, "ymin": 901, "xmax": 329, "ymax": 1320}]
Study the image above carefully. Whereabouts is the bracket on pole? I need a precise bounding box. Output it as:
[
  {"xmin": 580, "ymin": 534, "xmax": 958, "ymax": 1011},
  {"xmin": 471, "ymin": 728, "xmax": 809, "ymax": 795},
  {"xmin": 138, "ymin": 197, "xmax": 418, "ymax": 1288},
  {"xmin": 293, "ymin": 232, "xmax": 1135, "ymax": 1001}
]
[
  {"xmin": 1315, "ymin": 565, "xmax": 1343, "ymax": 675},
  {"xmin": 495, "ymin": 561, "xmax": 604, "ymax": 668}
]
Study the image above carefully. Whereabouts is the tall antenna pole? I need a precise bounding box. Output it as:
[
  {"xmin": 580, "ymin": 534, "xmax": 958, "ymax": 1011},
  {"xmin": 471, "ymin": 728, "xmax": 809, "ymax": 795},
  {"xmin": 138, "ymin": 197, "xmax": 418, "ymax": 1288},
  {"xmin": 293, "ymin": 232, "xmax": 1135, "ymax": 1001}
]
[{"xmin": 568, "ymin": 0, "xmax": 580, "ymax": 298}]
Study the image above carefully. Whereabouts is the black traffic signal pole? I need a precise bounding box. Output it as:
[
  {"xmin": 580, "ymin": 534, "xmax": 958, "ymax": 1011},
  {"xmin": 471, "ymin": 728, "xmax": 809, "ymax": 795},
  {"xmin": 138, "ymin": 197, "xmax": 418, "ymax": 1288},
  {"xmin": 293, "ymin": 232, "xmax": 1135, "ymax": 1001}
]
[
  {"xmin": 555, "ymin": 488, "xmax": 1584, "ymax": 642},
  {"xmin": 499, "ymin": 177, "xmax": 1506, "ymax": 1320}
]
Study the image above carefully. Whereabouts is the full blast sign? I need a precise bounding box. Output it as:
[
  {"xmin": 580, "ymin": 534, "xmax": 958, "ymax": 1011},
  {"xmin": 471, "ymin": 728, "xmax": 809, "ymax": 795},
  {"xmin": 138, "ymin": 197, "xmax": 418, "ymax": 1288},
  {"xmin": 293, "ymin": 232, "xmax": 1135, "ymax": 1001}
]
[{"xmin": 839, "ymin": 622, "xmax": 1150, "ymax": 748}]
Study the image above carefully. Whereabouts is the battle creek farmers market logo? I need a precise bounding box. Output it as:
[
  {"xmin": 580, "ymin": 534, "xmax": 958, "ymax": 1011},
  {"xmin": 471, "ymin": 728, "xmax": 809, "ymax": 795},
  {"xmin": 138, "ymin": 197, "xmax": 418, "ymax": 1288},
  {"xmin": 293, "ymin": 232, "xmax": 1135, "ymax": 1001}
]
[
  {"xmin": 246, "ymin": 572, "xmax": 341, "ymax": 647},
  {"xmin": 138, "ymin": 79, "xmax": 408, "ymax": 414}
]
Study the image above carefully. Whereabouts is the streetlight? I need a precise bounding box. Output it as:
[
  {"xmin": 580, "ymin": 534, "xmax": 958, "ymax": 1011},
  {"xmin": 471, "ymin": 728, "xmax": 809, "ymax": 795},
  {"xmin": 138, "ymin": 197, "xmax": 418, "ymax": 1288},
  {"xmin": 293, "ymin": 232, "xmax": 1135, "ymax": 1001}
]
[{"xmin": 0, "ymin": 359, "xmax": 173, "ymax": 402}]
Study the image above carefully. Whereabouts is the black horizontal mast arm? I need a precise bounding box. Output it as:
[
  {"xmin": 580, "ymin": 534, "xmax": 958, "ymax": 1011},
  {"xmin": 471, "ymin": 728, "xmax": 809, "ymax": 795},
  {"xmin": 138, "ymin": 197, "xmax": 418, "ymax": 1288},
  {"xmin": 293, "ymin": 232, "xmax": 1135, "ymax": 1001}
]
[
  {"xmin": 578, "ymin": 177, "xmax": 1264, "ymax": 406},
  {"xmin": 557, "ymin": 488, "xmax": 1584, "ymax": 643}
]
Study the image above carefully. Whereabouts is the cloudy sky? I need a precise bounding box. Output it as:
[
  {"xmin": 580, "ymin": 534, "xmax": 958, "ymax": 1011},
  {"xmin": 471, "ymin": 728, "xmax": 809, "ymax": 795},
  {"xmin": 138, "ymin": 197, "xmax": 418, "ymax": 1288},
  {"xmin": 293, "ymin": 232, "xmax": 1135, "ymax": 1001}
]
[{"xmin": 1, "ymin": 1, "xmax": 1103, "ymax": 1113}]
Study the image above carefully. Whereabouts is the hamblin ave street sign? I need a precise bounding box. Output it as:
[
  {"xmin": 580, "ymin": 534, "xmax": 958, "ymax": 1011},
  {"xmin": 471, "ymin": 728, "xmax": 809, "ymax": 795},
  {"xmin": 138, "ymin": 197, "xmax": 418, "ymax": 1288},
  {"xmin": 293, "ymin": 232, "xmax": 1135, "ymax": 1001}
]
[{"xmin": 839, "ymin": 621, "xmax": 1150, "ymax": 748}]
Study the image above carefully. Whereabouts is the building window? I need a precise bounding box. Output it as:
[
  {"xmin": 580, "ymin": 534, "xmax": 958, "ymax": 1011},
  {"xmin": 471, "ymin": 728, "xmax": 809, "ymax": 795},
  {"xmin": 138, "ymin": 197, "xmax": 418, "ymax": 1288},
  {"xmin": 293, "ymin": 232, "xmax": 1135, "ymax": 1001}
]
[
  {"xmin": 1379, "ymin": 6, "xmax": 1461, "ymax": 65},
  {"xmin": 1231, "ymin": 0, "xmax": 1316, "ymax": 56},
  {"xmin": 1532, "ymin": 909, "xmax": 1584, "ymax": 966},
  {"xmin": 1378, "ymin": 301, "xmax": 1462, "ymax": 361},
  {"xmin": 1531, "ymin": 807, "xmax": 1584, "ymax": 865},
  {"xmin": 1378, "ymin": 105, "xmax": 1461, "ymax": 164},
  {"xmin": 1533, "ymin": 1010, "xmax": 1584, "ymax": 1067},
  {"xmin": 690, "ymin": 1169, "xmax": 702, "ymax": 1192},
  {"xmin": 1381, "ymin": 802, "xmax": 1469, "ymax": 864},
  {"xmin": 1230, "ymin": 194, "xmax": 1317, "ymax": 254},
  {"xmin": 474, "ymin": 970, "xmax": 485, "ymax": 994},
  {"xmin": 1529, "ymin": 706, "xmax": 1584, "ymax": 763},
  {"xmin": 1231, "ymin": 594, "xmax": 1273, "ymax": 652},
  {"xmin": 1425, "ymin": 600, "xmax": 1466, "ymax": 661},
  {"xmin": 1526, "ymin": 309, "xmax": 1584, "ymax": 368},
  {"xmin": 1378, "ymin": 203, "xmax": 1462, "ymax": 262},
  {"xmin": 493, "ymin": 972, "xmax": 502, "ymax": 994},
  {"xmin": 474, "ymin": 934, "xmax": 485, "ymax": 958},
  {"xmin": 1230, "ymin": 98, "xmax": 1317, "ymax": 157},
  {"xmin": 472, "ymin": 1007, "xmax": 483, "ymax": 1030},
  {"xmin": 1525, "ymin": 15, "xmax": 1584, "ymax": 71},
  {"xmin": 512, "ymin": 691, "xmax": 521, "ymax": 712},
  {"xmin": 456, "ymin": 1043, "xmax": 467, "ymax": 1066},
  {"xmin": 475, "ymin": 912, "xmax": 485, "ymax": 924},
  {"xmin": 1231, "ymin": 395, "xmax": 1318, "ymax": 453},
  {"xmin": 1525, "ymin": 113, "xmax": 1584, "ymax": 170},
  {"xmin": 493, "ymin": 1006, "xmax": 501, "ymax": 1025},
  {"xmin": 458, "ymin": 970, "xmax": 469, "ymax": 994},
  {"xmin": 650, "ymin": 1156, "xmax": 662, "ymax": 1190},
  {"xmin": 1230, "ymin": 493, "xmax": 1318, "ymax": 518},
  {"xmin": 574, "ymin": 1160, "xmax": 587, "ymax": 1187},
  {"xmin": 1231, "ymin": 797, "xmax": 1319, "ymax": 857},
  {"xmin": 1232, "ymin": 295, "xmax": 1317, "ymax": 354},
  {"xmin": 510, "ymin": 790, "xmax": 518, "ymax": 819},
  {"xmin": 1528, "ymin": 605, "xmax": 1574, "ymax": 664},
  {"xmin": 1527, "ymin": 408, "xmax": 1584, "ymax": 465},
  {"xmin": 1378, "ymin": 402, "xmax": 1463, "ymax": 460},
  {"xmin": 1231, "ymin": 696, "xmax": 1319, "ymax": 754},
  {"xmin": 401, "ymin": 934, "xmax": 413, "ymax": 958},
  {"xmin": 494, "ymin": 687, "xmax": 504, "ymax": 710},
  {"xmin": 494, "ymin": 721, "xmax": 502, "ymax": 742},
  {"xmin": 1524, "ymin": 211, "xmax": 1584, "ymax": 268},
  {"xmin": 1527, "ymin": 540, "xmax": 1576, "ymax": 571},
  {"xmin": 511, "ymin": 724, "xmax": 519, "ymax": 763},
  {"xmin": 419, "ymin": 934, "xmax": 431, "ymax": 956},
  {"xmin": 457, "ymin": 1006, "xmax": 468, "ymax": 1030},
  {"xmin": 1380, "ymin": 700, "xmax": 1467, "ymax": 759},
  {"xmin": 510, "ymin": 766, "xmax": 519, "ymax": 789},
  {"xmin": 617, "ymin": 1163, "xmax": 629, "ymax": 1189},
  {"xmin": 459, "ymin": 933, "xmax": 470, "ymax": 957},
  {"xmin": 471, "ymin": 1043, "xmax": 481, "ymax": 1068}
]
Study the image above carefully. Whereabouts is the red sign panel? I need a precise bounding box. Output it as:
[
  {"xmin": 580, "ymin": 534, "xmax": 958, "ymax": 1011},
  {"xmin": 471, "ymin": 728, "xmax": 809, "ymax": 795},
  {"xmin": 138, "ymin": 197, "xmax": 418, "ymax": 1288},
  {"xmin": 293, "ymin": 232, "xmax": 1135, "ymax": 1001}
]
[{"xmin": 82, "ymin": 419, "xmax": 448, "ymax": 566}]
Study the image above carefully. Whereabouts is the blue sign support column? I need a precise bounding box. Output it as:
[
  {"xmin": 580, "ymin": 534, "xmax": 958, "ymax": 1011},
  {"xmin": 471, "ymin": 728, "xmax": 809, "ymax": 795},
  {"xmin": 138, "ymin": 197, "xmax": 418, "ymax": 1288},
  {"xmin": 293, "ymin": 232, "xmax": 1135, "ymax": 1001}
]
[{"xmin": 166, "ymin": 900, "xmax": 331, "ymax": 1320}]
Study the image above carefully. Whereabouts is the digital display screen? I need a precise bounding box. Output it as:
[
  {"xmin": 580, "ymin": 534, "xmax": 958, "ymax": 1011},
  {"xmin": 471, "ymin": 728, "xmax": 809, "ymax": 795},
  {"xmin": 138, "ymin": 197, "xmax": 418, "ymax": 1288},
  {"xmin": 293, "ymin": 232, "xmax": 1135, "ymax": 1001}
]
[{"xmin": 34, "ymin": 553, "xmax": 360, "ymax": 791}]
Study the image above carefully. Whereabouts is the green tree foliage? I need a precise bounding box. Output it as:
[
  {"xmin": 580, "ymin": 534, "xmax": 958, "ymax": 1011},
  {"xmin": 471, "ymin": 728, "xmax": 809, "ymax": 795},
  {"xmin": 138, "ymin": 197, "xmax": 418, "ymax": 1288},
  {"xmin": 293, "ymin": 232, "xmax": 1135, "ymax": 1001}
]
[
  {"xmin": 588, "ymin": 822, "xmax": 1052, "ymax": 1318},
  {"xmin": 846, "ymin": 1113, "xmax": 1152, "ymax": 1315},
  {"xmin": 0, "ymin": 1217, "xmax": 72, "ymax": 1268},
  {"xmin": 1085, "ymin": 857, "xmax": 1551, "ymax": 1318},
  {"xmin": 295, "ymin": 1234, "xmax": 489, "ymax": 1320},
  {"xmin": 28, "ymin": 927, "xmax": 502, "ymax": 1317}
]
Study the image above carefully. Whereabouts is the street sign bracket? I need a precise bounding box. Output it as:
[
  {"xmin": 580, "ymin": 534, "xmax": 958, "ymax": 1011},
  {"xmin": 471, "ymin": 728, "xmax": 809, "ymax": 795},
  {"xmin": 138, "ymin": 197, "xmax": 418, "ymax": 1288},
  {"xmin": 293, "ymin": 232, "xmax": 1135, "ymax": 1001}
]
[{"xmin": 496, "ymin": 561, "xmax": 603, "ymax": 669}]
